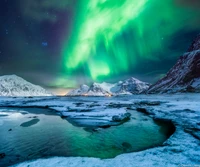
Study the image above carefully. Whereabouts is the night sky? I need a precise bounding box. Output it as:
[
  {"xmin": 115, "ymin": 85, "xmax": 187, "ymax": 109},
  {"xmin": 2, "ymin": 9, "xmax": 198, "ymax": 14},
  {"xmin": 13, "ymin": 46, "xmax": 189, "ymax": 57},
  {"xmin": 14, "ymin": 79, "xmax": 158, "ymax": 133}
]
[{"xmin": 0, "ymin": 0, "xmax": 200, "ymax": 94}]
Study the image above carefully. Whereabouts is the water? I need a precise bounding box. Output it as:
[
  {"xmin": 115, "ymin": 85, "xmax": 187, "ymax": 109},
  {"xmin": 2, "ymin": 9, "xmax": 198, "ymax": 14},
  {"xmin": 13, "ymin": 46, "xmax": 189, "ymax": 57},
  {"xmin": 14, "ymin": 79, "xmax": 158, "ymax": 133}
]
[{"xmin": 0, "ymin": 107, "xmax": 174, "ymax": 166}]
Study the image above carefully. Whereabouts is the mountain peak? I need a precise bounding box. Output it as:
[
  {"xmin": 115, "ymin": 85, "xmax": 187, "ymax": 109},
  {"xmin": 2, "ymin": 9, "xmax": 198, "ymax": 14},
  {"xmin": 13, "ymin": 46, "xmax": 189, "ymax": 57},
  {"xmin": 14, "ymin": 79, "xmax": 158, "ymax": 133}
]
[
  {"xmin": 188, "ymin": 34, "xmax": 200, "ymax": 52},
  {"xmin": 0, "ymin": 75, "xmax": 53, "ymax": 96},
  {"xmin": 67, "ymin": 77, "xmax": 150, "ymax": 96},
  {"xmin": 147, "ymin": 34, "xmax": 200, "ymax": 93}
]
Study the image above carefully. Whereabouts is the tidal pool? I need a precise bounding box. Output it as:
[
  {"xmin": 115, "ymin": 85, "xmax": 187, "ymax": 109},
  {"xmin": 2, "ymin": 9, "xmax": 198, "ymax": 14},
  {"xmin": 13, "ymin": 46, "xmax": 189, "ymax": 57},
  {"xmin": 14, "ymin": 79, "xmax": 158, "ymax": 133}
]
[{"xmin": 0, "ymin": 107, "xmax": 175, "ymax": 166}]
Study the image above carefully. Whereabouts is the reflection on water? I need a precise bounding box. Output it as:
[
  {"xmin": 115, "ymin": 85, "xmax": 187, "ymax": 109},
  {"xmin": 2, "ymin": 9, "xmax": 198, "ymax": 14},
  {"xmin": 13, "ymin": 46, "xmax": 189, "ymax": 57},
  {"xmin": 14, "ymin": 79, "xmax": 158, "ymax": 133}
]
[{"xmin": 0, "ymin": 107, "xmax": 174, "ymax": 166}]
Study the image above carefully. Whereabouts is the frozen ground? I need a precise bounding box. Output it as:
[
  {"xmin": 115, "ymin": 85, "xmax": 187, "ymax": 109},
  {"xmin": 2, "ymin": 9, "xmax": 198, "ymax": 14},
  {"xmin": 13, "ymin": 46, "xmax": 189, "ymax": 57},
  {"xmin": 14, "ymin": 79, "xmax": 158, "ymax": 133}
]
[{"xmin": 0, "ymin": 94, "xmax": 199, "ymax": 167}]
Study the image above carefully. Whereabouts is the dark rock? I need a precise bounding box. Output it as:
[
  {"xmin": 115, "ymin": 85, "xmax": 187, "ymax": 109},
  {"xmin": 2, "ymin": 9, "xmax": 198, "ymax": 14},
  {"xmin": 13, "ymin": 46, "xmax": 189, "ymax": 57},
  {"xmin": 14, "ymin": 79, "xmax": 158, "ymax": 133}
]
[
  {"xmin": 170, "ymin": 148, "xmax": 183, "ymax": 153},
  {"xmin": 185, "ymin": 128, "xmax": 200, "ymax": 140},
  {"xmin": 112, "ymin": 115, "xmax": 122, "ymax": 122},
  {"xmin": 184, "ymin": 109, "xmax": 195, "ymax": 112},
  {"xmin": 136, "ymin": 108, "xmax": 149, "ymax": 114},
  {"xmin": 88, "ymin": 103, "xmax": 101, "ymax": 107},
  {"xmin": 126, "ymin": 107, "xmax": 135, "ymax": 110},
  {"xmin": 99, "ymin": 125, "xmax": 111, "ymax": 129},
  {"xmin": 112, "ymin": 113, "xmax": 131, "ymax": 122},
  {"xmin": 147, "ymin": 34, "xmax": 200, "ymax": 93},
  {"xmin": 108, "ymin": 103, "xmax": 132, "ymax": 108},
  {"xmin": 73, "ymin": 102, "xmax": 84, "ymax": 106},
  {"xmin": 0, "ymin": 153, "xmax": 6, "ymax": 159},
  {"xmin": 136, "ymin": 101, "xmax": 161, "ymax": 106},
  {"xmin": 191, "ymin": 132, "xmax": 200, "ymax": 140}
]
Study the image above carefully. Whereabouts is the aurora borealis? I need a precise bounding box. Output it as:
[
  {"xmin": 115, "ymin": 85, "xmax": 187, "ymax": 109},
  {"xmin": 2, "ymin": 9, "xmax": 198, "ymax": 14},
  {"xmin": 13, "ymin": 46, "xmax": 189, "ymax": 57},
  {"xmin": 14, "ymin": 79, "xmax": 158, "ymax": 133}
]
[
  {"xmin": 62, "ymin": 0, "xmax": 148, "ymax": 79},
  {"xmin": 0, "ymin": 0, "xmax": 200, "ymax": 94}
]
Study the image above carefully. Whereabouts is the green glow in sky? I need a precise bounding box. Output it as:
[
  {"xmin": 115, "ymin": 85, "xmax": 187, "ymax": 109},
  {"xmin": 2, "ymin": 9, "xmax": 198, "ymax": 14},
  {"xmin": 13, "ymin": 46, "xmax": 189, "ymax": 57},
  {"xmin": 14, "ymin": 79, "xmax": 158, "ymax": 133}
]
[
  {"xmin": 62, "ymin": 0, "xmax": 200, "ymax": 82},
  {"xmin": 62, "ymin": 0, "xmax": 148, "ymax": 80}
]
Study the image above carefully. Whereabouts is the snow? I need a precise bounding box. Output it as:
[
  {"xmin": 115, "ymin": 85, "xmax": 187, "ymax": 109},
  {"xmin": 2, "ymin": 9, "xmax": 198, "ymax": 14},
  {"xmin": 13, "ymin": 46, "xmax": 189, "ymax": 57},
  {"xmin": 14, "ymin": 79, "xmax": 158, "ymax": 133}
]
[
  {"xmin": 67, "ymin": 84, "xmax": 89, "ymax": 96},
  {"xmin": 114, "ymin": 77, "xmax": 150, "ymax": 94},
  {"xmin": 147, "ymin": 36, "xmax": 200, "ymax": 94},
  {"xmin": 0, "ymin": 94, "xmax": 198, "ymax": 167},
  {"xmin": 95, "ymin": 82, "xmax": 115, "ymax": 93},
  {"xmin": 60, "ymin": 108, "xmax": 129, "ymax": 121},
  {"xmin": 67, "ymin": 77, "xmax": 150, "ymax": 96},
  {"xmin": 0, "ymin": 75, "xmax": 53, "ymax": 97},
  {"xmin": 192, "ymin": 78, "xmax": 200, "ymax": 88},
  {"xmin": 59, "ymin": 108, "xmax": 130, "ymax": 127}
]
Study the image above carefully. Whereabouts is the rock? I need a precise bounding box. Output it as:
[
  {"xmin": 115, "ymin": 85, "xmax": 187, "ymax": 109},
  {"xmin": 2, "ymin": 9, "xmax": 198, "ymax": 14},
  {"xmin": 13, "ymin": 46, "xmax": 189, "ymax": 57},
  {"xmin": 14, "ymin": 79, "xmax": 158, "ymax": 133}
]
[
  {"xmin": 0, "ymin": 153, "xmax": 6, "ymax": 159},
  {"xmin": 0, "ymin": 75, "xmax": 53, "ymax": 96},
  {"xmin": 112, "ymin": 113, "xmax": 131, "ymax": 122},
  {"xmin": 113, "ymin": 77, "xmax": 150, "ymax": 94},
  {"xmin": 147, "ymin": 34, "xmax": 200, "ymax": 93},
  {"xmin": 136, "ymin": 108, "xmax": 149, "ymax": 114},
  {"xmin": 67, "ymin": 84, "xmax": 89, "ymax": 96},
  {"xmin": 135, "ymin": 101, "xmax": 162, "ymax": 106},
  {"xmin": 61, "ymin": 108, "xmax": 131, "ymax": 128},
  {"xmin": 66, "ymin": 77, "xmax": 150, "ymax": 96}
]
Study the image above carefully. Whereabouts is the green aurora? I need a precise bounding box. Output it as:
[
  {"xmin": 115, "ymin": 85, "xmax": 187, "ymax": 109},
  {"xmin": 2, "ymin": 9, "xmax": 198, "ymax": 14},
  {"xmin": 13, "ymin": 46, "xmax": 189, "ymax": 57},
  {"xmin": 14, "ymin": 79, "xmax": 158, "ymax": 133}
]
[
  {"xmin": 1, "ymin": 0, "xmax": 200, "ymax": 92},
  {"xmin": 62, "ymin": 0, "xmax": 200, "ymax": 82}
]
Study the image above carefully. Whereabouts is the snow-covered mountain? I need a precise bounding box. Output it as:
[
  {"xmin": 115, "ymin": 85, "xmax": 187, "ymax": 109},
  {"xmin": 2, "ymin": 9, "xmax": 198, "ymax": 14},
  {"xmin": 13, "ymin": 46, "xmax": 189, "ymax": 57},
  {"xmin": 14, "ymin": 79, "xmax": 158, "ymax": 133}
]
[
  {"xmin": 67, "ymin": 84, "xmax": 89, "ymax": 96},
  {"xmin": 67, "ymin": 77, "xmax": 150, "ymax": 96},
  {"xmin": 86, "ymin": 82, "xmax": 115, "ymax": 96},
  {"xmin": 0, "ymin": 75, "xmax": 53, "ymax": 96},
  {"xmin": 113, "ymin": 77, "xmax": 150, "ymax": 94},
  {"xmin": 147, "ymin": 34, "xmax": 200, "ymax": 93}
]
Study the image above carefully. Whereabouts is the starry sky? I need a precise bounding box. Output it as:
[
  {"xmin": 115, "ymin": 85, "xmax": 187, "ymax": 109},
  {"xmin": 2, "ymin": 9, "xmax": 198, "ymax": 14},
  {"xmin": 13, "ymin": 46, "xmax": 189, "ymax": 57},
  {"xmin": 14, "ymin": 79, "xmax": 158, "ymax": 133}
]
[{"xmin": 0, "ymin": 0, "xmax": 200, "ymax": 95}]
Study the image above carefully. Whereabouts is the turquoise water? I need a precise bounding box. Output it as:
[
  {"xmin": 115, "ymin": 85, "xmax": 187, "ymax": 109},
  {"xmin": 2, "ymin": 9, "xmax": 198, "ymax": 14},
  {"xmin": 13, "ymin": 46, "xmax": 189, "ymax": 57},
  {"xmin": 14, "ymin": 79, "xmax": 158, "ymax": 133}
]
[{"xmin": 0, "ymin": 107, "xmax": 174, "ymax": 166}]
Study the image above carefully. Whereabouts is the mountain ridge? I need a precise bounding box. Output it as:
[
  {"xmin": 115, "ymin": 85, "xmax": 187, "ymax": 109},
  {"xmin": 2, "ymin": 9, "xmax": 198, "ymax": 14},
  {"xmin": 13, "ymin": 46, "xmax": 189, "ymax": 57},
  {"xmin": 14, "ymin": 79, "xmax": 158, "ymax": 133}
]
[
  {"xmin": 67, "ymin": 77, "xmax": 150, "ymax": 96},
  {"xmin": 0, "ymin": 75, "xmax": 53, "ymax": 96},
  {"xmin": 147, "ymin": 35, "xmax": 200, "ymax": 93}
]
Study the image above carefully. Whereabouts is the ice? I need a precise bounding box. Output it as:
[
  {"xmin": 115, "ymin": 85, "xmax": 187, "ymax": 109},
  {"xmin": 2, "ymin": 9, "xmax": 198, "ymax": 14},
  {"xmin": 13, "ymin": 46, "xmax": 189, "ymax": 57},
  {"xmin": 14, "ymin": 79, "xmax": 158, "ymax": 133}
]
[{"xmin": 0, "ymin": 94, "xmax": 199, "ymax": 167}]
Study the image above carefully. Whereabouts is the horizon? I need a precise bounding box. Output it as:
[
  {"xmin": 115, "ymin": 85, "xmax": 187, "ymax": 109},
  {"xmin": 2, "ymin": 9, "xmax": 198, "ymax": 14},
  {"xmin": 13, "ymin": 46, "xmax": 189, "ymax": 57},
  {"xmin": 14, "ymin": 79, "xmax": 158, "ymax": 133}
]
[{"xmin": 0, "ymin": 0, "xmax": 200, "ymax": 92}]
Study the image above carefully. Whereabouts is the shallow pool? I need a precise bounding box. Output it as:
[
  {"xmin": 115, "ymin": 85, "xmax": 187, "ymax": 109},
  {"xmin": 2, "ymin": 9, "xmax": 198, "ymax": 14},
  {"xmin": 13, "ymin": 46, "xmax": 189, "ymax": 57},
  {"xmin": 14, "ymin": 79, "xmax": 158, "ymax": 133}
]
[{"xmin": 0, "ymin": 107, "xmax": 174, "ymax": 166}]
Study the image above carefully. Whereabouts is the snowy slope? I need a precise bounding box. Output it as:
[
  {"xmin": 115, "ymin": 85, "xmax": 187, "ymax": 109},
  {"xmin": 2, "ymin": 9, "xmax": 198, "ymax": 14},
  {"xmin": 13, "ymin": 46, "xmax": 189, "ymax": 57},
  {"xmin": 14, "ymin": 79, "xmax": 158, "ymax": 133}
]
[
  {"xmin": 0, "ymin": 75, "xmax": 53, "ymax": 96},
  {"xmin": 147, "ymin": 34, "xmax": 200, "ymax": 93},
  {"xmin": 67, "ymin": 84, "xmax": 89, "ymax": 96},
  {"xmin": 67, "ymin": 78, "xmax": 150, "ymax": 96},
  {"xmin": 86, "ymin": 82, "xmax": 115, "ymax": 96},
  {"xmin": 112, "ymin": 77, "xmax": 150, "ymax": 94}
]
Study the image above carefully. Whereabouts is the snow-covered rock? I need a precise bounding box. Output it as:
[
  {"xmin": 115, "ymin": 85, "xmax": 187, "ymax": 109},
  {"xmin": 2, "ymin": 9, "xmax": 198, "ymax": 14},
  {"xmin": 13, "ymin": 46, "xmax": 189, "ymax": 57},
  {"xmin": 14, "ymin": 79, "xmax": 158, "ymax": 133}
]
[
  {"xmin": 112, "ymin": 77, "xmax": 150, "ymax": 94},
  {"xmin": 60, "ymin": 108, "xmax": 131, "ymax": 128},
  {"xmin": 147, "ymin": 34, "xmax": 200, "ymax": 93},
  {"xmin": 67, "ymin": 78, "xmax": 150, "ymax": 96},
  {"xmin": 67, "ymin": 84, "xmax": 89, "ymax": 96},
  {"xmin": 0, "ymin": 75, "xmax": 53, "ymax": 96},
  {"xmin": 86, "ymin": 82, "xmax": 114, "ymax": 96}
]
